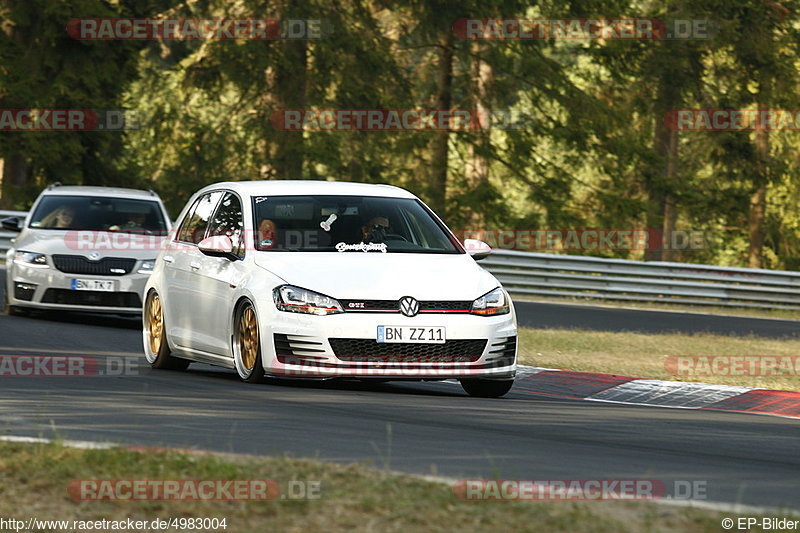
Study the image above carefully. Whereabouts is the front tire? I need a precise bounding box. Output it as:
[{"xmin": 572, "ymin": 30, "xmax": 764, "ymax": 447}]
[
  {"xmin": 143, "ymin": 291, "xmax": 189, "ymax": 370},
  {"xmin": 460, "ymin": 379, "xmax": 514, "ymax": 398},
  {"xmin": 233, "ymin": 301, "xmax": 267, "ymax": 383}
]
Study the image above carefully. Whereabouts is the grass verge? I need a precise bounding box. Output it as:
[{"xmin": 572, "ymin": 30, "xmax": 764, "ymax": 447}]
[
  {"xmin": 518, "ymin": 328, "xmax": 800, "ymax": 392},
  {"xmin": 0, "ymin": 441, "xmax": 776, "ymax": 533}
]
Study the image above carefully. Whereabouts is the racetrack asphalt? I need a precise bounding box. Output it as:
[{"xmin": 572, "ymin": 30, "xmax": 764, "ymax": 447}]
[{"xmin": 0, "ymin": 270, "xmax": 798, "ymax": 509}]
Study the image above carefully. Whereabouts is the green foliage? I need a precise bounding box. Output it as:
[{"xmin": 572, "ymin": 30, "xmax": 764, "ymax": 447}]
[{"xmin": 2, "ymin": 0, "xmax": 800, "ymax": 268}]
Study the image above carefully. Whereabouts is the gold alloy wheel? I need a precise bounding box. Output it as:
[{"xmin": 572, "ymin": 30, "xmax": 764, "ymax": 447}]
[
  {"xmin": 147, "ymin": 294, "xmax": 163, "ymax": 355},
  {"xmin": 239, "ymin": 306, "xmax": 259, "ymax": 372}
]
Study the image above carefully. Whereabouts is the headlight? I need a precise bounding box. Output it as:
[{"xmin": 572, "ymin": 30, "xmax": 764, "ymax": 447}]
[
  {"xmin": 471, "ymin": 287, "xmax": 509, "ymax": 316},
  {"xmin": 14, "ymin": 251, "xmax": 48, "ymax": 268},
  {"xmin": 137, "ymin": 259, "xmax": 156, "ymax": 274},
  {"xmin": 273, "ymin": 285, "xmax": 343, "ymax": 316}
]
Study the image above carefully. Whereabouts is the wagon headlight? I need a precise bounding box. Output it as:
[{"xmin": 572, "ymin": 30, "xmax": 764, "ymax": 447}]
[
  {"xmin": 137, "ymin": 259, "xmax": 156, "ymax": 274},
  {"xmin": 471, "ymin": 287, "xmax": 509, "ymax": 316},
  {"xmin": 273, "ymin": 285, "xmax": 343, "ymax": 316},
  {"xmin": 14, "ymin": 251, "xmax": 48, "ymax": 268}
]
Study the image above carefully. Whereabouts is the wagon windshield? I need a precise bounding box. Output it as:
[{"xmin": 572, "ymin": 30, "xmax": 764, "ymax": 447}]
[{"xmin": 29, "ymin": 195, "xmax": 167, "ymax": 234}]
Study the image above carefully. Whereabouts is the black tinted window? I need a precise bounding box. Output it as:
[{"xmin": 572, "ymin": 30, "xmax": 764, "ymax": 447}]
[
  {"xmin": 30, "ymin": 195, "xmax": 167, "ymax": 233},
  {"xmin": 252, "ymin": 195, "xmax": 460, "ymax": 253}
]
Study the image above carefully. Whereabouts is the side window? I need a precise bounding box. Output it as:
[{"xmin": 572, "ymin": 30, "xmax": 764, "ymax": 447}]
[
  {"xmin": 208, "ymin": 192, "xmax": 244, "ymax": 257},
  {"xmin": 176, "ymin": 192, "xmax": 223, "ymax": 244},
  {"xmin": 176, "ymin": 199, "xmax": 200, "ymax": 242}
]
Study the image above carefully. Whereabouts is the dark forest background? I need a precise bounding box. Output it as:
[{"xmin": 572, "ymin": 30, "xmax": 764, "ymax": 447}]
[{"xmin": 2, "ymin": 0, "xmax": 800, "ymax": 268}]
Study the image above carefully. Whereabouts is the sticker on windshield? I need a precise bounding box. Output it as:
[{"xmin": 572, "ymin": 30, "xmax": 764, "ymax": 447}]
[
  {"xmin": 320, "ymin": 213, "xmax": 337, "ymax": 232},
  {"xmin": 254, "ymin": 196, "xmax": 268, "ymax": 203},
  {"xmin": 336, "ymin": 242, "xmax": 387, "ymax": 253}
]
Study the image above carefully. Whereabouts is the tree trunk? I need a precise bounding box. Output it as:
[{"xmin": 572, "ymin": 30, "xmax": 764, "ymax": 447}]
[
  {"xmin": 660, "ymin": 128, "xmax": 679, "ymax": 261},
  {"xmin": 644, "ymin": 65, "xmax": 681, "ymax": 262},
  {"xmin": 465, "ymin": 40, "xmax": 493, "ymax": 228},
  {"xmin": 427, "ymin": 32, "xmax": 453, "ymax": 213},
  {"xmin": 748, "ymin": 125, "xmax": 769, "ymax": 268},
  {"xmin": 0, "ymin": 153, "xmax": 29, "ymax": 208},
  {"xmin": 271, "ymin": 38, "xmax": 307, "ymax": 179}
]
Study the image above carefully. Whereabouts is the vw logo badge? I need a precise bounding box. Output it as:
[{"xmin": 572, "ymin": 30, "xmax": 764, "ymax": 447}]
[
  {"xmin": 88, "ymin": 252, "xmax": 101, "ymax": 261},
  {"xmin": 398, "ymin": 296, "xmax": 419, "ymax": 317}
]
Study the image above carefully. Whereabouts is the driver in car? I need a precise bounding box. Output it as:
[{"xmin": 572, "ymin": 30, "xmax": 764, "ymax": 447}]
[
  {"xmin": 109, "ymin": 212, "xmax": 147, "ymax": 231},
  {"xmin": 361, "ymin": 216, "xmax": 390, "ymax": 243}
]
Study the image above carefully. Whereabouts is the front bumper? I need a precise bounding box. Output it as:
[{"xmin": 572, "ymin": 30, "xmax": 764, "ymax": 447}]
[
  {"xmin": 262, "ymin": 309, "xmax": 517, "ymax": 380},
  {"xmin": 7, "ymin": 261, "xmax": 148, "ymax": 314}
]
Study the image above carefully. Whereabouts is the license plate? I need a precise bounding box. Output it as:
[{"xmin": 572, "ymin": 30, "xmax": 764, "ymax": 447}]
[
  {"xmin": 71, "ymin": 279, "xmax": 115, "ymax": 292},
  {"xmin": 377, "ymin": 326, "xmax": 446, "ymax": 344}
]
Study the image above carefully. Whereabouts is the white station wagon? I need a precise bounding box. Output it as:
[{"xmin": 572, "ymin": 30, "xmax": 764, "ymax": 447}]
[
  {"xmin": 3, "ymin": 185, "xmax": 171, "ymax": 315},
  {"xmin": 143, "ymin": 181, "xmax": 517, "ymax": 397}
]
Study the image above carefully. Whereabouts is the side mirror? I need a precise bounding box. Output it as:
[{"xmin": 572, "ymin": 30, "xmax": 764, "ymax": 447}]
[
  {"xmin": 198, "ymin": 235, "xmax": 239, "ymax": 261},
  {"xmin": 464, "ymin": 238, "xmax": 491, "ymax": 261},
  {"xmin": 1, "ymin": 217, "xmax": 22, "ymax": 232}
]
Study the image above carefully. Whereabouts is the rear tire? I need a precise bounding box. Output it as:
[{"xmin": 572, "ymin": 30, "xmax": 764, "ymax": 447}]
[
  {"xmin": 460, "ymin": 378, "xmax": 514, "ymax": 398},
  {"xmin": 233, "ymin": 300, "xmax": 267, "ymax": 383},
  {"xmin": 143, "ymin": 291, "xmax": 190, "ymax": 371}
]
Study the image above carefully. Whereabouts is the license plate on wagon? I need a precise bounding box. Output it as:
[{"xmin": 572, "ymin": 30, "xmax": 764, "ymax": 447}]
[
  {"xmin": 377, "ymin": 326, "xmax": 446, "ymax": 344},
  {"xmin": 70, "ymin": 279, "xmax": 115, "ymax": 292}
]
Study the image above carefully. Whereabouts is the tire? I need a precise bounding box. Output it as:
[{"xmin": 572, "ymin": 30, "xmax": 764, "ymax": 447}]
[
  {"xmin": 460, "ymin": 378, "xmax": 514, "ymax": 398},
  {"xmin": 143, "ymin": 291, "xmax": 190, "ymax": 371},
  {"xmin": 233, "ymin": 300, "xmax": 267, "ymax": 383}
]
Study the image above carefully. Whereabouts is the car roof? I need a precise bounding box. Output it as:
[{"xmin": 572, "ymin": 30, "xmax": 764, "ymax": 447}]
[
  {"xmin": 198, "ymin": 180, "xmax": 417, "ymax": 199},
  {"xmin": 39, "ymin": 185, "xmax": 162, "ymax": 200}
]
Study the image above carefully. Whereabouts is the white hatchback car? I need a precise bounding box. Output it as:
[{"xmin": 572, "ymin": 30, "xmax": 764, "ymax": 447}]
[
  {"xmin": 3, "ymin": 184, "xmax": 171, "ymax": 315},
  {"xmin": 143, "ymin": 181, "xmax": 517, "ymax": 397}
]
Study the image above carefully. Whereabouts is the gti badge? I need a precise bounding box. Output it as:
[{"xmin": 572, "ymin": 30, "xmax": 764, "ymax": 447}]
[{"xmin": 398, "ymin": 296, "xmax": 419, "ymax": 317}]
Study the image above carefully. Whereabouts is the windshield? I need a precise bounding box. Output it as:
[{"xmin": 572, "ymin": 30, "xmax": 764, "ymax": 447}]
[
  {"xmin": 29, "ymin": 195, "xmax": 167, "ymax": 234},
  {"xmin": 252, "ymin": 195, "xmax": 462, "ymax": 254}
]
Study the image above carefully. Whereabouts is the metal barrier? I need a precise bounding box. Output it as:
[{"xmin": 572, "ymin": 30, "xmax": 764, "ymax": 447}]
[
  {"xmin": 0, "ymin": 210, "xmax": 26, "ymax": 262},
  {"xmin": 481, "ymin": 250, "xmax": 800, "ymax": 310},
  {"xmin": 2, "ymin": 209, "xmax": 798, "ymax": 309}
]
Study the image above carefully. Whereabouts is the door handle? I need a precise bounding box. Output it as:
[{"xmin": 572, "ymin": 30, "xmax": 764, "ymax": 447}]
[
  {"xmin": 163, "ymin": 256, "xmax": 174, "ymax": 264},
  {"xmin": 190, "ymin": 262, "xmax": 201, "ymax": 270}
]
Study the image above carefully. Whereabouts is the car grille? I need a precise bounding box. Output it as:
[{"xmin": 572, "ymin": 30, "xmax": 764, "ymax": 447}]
[
  {"xmin": 41, "ymin": 289, "xmax": 141, "ymax": 308},
  {"xmin": 340, "ymin": 299, "xmax": 472, "ymax": 313},
  {"xmin": 52, "ymin": 255, "xmax": 137, "ymax": 276},
  {"xmin": 328, "ymin": 338, "xmax": 487, "ymax": 362}
]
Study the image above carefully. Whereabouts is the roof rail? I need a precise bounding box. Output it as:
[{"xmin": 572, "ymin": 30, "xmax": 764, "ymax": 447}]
[
  {"xmin": 148, "ymin": 189, "xmax": 157, "ymax": 196},
  {"xmin": 47, "ymin": 182, "xmax": 62, "ymax": 190}
]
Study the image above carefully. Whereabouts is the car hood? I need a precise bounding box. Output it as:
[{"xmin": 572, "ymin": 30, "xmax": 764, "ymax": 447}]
[
  {"xmin": 11, "ymin": 230, "xmax": 166, "ymax": 260},
  {"xmin": 253, "ymin": 252, "xmax": 499, "ymax": 300}
]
